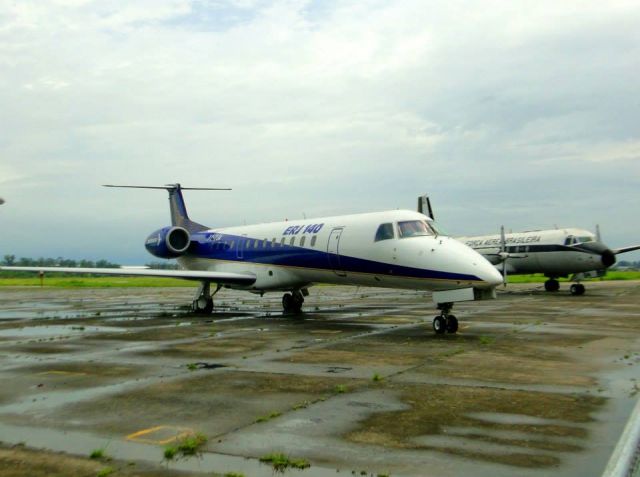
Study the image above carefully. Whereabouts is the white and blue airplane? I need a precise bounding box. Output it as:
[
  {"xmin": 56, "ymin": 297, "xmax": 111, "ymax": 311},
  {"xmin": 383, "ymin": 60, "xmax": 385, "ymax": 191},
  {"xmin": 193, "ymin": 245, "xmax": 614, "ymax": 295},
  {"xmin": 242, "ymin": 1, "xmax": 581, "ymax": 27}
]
[{"xmin": 1, "ymin": 184, "xmax": 503, "ymax": 334}]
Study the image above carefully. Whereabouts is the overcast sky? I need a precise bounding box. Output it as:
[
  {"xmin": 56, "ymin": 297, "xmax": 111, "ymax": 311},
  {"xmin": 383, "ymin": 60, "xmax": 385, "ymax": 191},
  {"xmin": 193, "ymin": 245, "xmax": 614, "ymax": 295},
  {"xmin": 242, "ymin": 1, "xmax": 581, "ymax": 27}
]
[{"xmin": 1, "ymin": 0, "xmax": 639, "ymax": 264}]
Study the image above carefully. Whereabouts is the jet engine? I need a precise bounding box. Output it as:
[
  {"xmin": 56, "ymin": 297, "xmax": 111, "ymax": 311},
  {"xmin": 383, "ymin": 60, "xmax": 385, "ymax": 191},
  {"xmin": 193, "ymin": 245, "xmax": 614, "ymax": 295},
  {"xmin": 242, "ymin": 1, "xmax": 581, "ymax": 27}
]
[{"xmin": 145, "ymin": 226, "xmax": 191, "ymax": 258}]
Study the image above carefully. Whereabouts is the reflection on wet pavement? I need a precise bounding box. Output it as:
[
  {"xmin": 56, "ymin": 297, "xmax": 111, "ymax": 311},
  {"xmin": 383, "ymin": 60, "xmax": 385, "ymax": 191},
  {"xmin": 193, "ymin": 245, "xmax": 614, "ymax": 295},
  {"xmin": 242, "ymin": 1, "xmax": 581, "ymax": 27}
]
[{"xmin": 0, "ymin": 282, "xmax": 639, "ymax": 476}]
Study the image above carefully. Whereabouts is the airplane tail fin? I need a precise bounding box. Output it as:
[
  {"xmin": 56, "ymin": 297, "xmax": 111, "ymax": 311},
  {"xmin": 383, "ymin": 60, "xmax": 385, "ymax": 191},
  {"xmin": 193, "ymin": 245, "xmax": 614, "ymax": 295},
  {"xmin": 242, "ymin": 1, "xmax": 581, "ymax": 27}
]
[
  {"xmin": 417, "ymin": 194, "xmax": 435, "ymax": 220},
  {"xmin": 103, "ymin": 183, "xmax": 231, "ymax": 233}
]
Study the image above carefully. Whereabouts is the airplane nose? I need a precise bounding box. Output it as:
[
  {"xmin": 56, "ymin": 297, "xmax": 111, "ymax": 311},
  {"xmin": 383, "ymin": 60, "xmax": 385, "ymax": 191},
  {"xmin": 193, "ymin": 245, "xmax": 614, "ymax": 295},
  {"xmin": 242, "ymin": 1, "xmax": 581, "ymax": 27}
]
[
  {"xmin": 480, "ymin": 262, "xmax": 504, "ymax": 287},
  {"xmin": 601, "ymin": 249, "xmax": 616, "ymax": 268}
]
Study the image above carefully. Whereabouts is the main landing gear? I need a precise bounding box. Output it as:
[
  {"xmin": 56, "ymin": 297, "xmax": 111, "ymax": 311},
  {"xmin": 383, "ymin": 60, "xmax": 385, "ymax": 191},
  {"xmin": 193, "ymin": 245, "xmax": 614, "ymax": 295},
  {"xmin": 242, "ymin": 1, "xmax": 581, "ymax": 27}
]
[
  {"xmin": 544, "ymin": 278, "xmax": 560, "ymax": 292},
  {"xmin": 569, "ymin": 283, "xmax": 586, "ymax": 296},
  {"xmin": 282, "ymin": 290, "xmax": 305, "ymax": 314},
  {"xmin": 433, "ymin": 302, "xmax": 458, "ymax": 334},
  {"xmin": 191, "ymin": 282, "xmax": 221, "ymax": 314},
  {"xmin": 544, "ymin": 278, "xmax": 586, "ymax": 296}
]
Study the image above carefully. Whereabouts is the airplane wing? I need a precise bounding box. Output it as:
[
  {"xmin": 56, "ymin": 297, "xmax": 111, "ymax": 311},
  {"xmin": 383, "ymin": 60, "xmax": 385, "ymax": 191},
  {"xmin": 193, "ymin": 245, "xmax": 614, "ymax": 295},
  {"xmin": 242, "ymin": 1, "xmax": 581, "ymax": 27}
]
[
  {"xmin": 0, "ymin": 266, "xmax": 256, "ymax": 286},
  {"xmin": 612, "ymin": 245, "xmax": 640, "ymax": 255}
]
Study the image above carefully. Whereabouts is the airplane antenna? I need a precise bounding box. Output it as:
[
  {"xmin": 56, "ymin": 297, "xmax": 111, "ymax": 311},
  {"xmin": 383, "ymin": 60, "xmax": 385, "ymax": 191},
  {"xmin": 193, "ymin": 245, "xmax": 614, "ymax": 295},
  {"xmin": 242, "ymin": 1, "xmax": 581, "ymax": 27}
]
[{"xmin": 596, "ymin": 224, "xmax": 602, "ymax": 242}]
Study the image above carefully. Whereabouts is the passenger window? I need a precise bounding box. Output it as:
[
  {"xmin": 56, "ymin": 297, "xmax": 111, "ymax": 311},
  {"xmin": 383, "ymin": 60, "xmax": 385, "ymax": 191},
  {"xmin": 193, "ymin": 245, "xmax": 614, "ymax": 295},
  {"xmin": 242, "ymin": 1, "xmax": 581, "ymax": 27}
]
[
  {"xmin": 300, "ymin": 236, "xmax": 306, "ymax": 247},
  {"xmin": 310, "ymin": 236, "xmax": 317, "ymax": 247},
  {"xmin": 280, "ymin": 237, "xmax": 286, "ymax": 246},
  {"xmin": 229, "ymin": 241, "xmax": 235, "ymax": 250},
  {"xmin": 272, "ymin": 238, "xmax": 277, "ymax": 247},
  {"xmin": 375, "ymin": 223, "xmax": 395, "ymax": 242},
  {"xmin": 246, "ymin": 239, "xmax": 252, "ymax": 248},
  {"xmin": 290, "ymin": 237, "xmax": 295, "ymax": 246},
  {"xmin": 263, "ymin": 239, "xmax": 269, "ymax": 248},
  {"xmin": 254, "ymin": 240, "xmax": 259, "ymax": 248}
]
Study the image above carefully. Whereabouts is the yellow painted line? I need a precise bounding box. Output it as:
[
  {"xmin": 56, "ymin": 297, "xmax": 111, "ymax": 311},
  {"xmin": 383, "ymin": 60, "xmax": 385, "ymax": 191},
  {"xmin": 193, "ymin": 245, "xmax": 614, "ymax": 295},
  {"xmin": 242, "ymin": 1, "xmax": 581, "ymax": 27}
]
[
  {"xmin": 37, "ymin": 370, "xmax": 87, "ymax": 376},
  {"xmin": 126, "ymin": 425, "xmax": 193, "ymax": 445}
]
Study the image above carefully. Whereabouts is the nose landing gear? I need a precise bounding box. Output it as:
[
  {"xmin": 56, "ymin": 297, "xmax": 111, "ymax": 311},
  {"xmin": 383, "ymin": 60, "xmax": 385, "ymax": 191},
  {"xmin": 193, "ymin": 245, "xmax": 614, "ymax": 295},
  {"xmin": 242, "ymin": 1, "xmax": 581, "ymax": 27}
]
[
  {"xmin": 433, "ymin": 302, "xmax": 458, "ymax": 334},
  {"xmin": 282, "ymin": 290, "xmax": 305, "ymax": 313}
]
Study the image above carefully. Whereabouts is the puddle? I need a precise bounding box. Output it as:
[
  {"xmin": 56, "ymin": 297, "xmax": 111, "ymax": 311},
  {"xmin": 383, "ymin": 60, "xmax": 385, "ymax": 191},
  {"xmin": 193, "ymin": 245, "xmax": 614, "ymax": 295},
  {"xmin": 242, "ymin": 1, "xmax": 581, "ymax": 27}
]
[
  {"xmin": 467, "ymin": 412, "xmax": 583, "ymax": 427},
  {"xmin": 188, "ymin": 362, "xmax": 226, "ymax": 370},
  {"xmin": 0, "ymin": 325, "xmax": 126, "ymax": 339}
]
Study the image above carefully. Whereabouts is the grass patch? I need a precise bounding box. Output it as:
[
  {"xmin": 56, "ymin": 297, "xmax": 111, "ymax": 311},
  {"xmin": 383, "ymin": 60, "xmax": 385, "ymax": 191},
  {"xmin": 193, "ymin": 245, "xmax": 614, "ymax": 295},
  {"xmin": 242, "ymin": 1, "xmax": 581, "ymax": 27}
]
[
  {"xmin": 163, "ymin": 445, "xmax": 178, "ymax": 460},
  {"xmin": 372, "ymin": 372, "xmax": 383, "ymax": 382},
  {"xmin": 505, "ymin": 271, "xmax": 640, "ymax": 283},
  {"xmin": 224, "ymin": 473, "xmax": 245, "ymax": 477},
  {"xmin": 478, "ymin": 336, "xmax": 494, "ymax": 346},
  {"xmin": 255, "ymin": 411, "xmax": 282, "ymax": 423},
  {"xmin": 163, "ymin": 432, "xmax": 208, "ymax": 460},
  {"xmin": 259, "ymin": 453, "xmax": 310, "ymax": 472},
  {"xmin": 89, "ymin": 448, "xmax": 107, "ymax": 460},
  {"xmin": 334, "ymin": 384, "xmax": 348, "ymax": 394},
  {"xmin": 97, "ymin": 467, "xmax": 115, "ymax": 477}
]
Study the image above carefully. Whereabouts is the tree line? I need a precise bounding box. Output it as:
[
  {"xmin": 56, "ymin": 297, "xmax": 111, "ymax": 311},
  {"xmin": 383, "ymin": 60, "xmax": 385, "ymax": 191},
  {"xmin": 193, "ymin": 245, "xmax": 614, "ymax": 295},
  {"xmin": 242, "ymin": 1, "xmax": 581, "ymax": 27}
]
[
  {"xmin": 1, "ymin": 255, "xmax": 178, "ymax": 276},
  {"xmin": 2, "ymin": 255, "xmax": 120, "ymax": 268}
]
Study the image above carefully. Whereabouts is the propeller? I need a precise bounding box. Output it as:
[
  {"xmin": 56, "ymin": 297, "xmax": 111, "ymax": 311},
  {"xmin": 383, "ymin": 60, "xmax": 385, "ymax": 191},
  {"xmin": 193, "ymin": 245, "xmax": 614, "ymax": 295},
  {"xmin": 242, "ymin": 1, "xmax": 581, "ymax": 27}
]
[{"xmin": 500, "ymin": 225, "xmax": 508, "ymax": 285}]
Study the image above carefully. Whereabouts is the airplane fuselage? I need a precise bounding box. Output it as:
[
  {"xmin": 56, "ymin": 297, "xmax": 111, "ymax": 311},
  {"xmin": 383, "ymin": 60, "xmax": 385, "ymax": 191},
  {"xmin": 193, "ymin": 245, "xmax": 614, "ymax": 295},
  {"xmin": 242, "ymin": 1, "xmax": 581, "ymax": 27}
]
[
  {"xmin": 457, "ymin": 228, "xmax": 614, "ymax": 277},
  {"xmin": 179, "ymin": 210, "xmax": 502, "ymax": 293}
]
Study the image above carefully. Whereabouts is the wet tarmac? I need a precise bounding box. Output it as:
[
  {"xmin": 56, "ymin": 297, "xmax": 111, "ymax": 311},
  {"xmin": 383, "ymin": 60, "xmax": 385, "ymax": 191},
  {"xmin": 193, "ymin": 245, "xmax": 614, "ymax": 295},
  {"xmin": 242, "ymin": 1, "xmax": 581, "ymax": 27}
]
[{"xmin": 0, "ymin": 281, "xmax": 639, "ymax": 476}]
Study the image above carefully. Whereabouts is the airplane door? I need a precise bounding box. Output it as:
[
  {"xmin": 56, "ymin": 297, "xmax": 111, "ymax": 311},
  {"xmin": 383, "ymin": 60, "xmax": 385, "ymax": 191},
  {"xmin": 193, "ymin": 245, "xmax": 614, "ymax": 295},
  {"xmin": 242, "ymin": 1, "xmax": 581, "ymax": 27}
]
[
  {"xmin": 236, "ymin": 235, "xmax": 246, "ymax": 260},
  {"xmin": 327, "ymin": 228, "xmax": 346, "ymax": 277}
]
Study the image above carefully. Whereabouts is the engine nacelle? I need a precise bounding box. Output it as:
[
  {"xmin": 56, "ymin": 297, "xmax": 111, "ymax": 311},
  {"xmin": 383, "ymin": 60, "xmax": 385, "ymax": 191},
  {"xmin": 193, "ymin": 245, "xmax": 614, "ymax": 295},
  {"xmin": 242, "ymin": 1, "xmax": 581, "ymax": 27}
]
[{"xmin": 145, "ymin": 226, "xmax": 191, "ymax": 258}]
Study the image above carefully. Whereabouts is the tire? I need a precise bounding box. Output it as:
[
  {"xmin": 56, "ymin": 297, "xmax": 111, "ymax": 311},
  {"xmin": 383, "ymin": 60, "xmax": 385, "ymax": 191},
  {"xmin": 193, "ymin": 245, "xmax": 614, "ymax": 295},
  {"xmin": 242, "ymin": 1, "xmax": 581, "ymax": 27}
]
[
  {"xmin": 193, "ymin": 298, "xmax": 213, "ymax": 314},
  {"xmin": 446, "ymin": 315, "xmax": 459, "ymax": 334},
  {"xmin": 282, "ymin": 293, "xmax": 293, "ymax": 312},
  {"xmin": 544, "ymin": 279, "xmax": 560, "ymax": 292},
  {"xmin": 202, "ymin": 298, "xmax": 213, "ymax": 314},
  {"xmin": 571, "ymin": 284, "xmax": 585, "ymax": 296},
  {"xmin": 433, "ymin": 315, "xmax": 446, "ymax": 334}
]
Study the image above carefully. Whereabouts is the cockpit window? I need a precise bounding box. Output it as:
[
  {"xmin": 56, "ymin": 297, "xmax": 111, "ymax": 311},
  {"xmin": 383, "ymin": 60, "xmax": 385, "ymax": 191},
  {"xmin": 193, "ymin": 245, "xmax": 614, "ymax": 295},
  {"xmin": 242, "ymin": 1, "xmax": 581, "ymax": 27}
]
[
  {"xmin": 398, "ymin": 220, "xmax": 434, "ymax": 238},
  {"xmin": 577, "ymin": 236, "xmax": 593, "ymax": 244},
  {"xmin": 375, "ymin": 223, "xmax": 395, "ymax": 242},
  {"xmin": 564, "ymin": 236, "xmax": 573, "ymax": 246}
]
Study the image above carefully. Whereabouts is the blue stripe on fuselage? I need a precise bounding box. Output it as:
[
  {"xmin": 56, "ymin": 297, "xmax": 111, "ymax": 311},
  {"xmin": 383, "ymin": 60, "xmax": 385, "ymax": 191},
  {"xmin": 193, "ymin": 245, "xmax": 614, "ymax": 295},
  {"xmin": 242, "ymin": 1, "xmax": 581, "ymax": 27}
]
[{"xmin": 187, "ymin": 232, "xmax": 481, "ymax": 282}]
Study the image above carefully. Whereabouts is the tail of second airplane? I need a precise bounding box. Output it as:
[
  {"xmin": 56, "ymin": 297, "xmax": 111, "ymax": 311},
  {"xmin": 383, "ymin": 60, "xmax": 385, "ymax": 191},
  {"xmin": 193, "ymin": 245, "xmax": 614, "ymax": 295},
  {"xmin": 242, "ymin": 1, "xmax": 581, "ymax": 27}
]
[{"xmin": 103, "ymin": 183, "xmax": 231, "ymax": 233}]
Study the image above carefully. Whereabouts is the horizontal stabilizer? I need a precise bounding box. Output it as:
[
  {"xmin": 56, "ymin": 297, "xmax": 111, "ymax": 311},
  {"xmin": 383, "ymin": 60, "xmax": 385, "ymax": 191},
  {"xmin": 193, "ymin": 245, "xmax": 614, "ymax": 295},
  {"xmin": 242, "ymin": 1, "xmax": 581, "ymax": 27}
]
[
  {"xmin": 0, "ymin": 266, "xmax": 256, "ymax": 286},
  {"xmin": 103, "ymin": 183, "xmax": 231, "ymax": 233},
  {"xmin": 103, "ymin": 184, "xmax": 231, "ymax": 191}
]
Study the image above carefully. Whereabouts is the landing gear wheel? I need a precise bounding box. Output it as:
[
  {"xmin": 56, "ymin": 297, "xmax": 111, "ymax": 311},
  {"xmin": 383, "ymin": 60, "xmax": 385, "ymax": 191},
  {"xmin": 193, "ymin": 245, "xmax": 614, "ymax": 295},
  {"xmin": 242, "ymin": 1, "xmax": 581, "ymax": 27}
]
[
  {"xmin": 446, "ymin": 315, "xmax": 459, "ymax": 334},
  {"xmin": 544, "ymin": 279, "xmax": 560, "ymax": 292},
  {"xmin": 192, "ymin": 297, "xmax": 213, "ymax": 314},
  {"xmin": 292, "ymin": 291, "xmax": 304, "ymax": 313},
  {"xmin": 433, "ymin": 316, "xmax": 447, "ymax": 334},
  {"xmin": 570, "ymin": 284, "xmax": 585, "ymax": 296},
  {"xmin": 282, "ymin": 293, "xmax": 294, "ymax": 312},
  {"xmin": 282, "ymin": 292, "xmax": 304, "ymax": 314}
]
